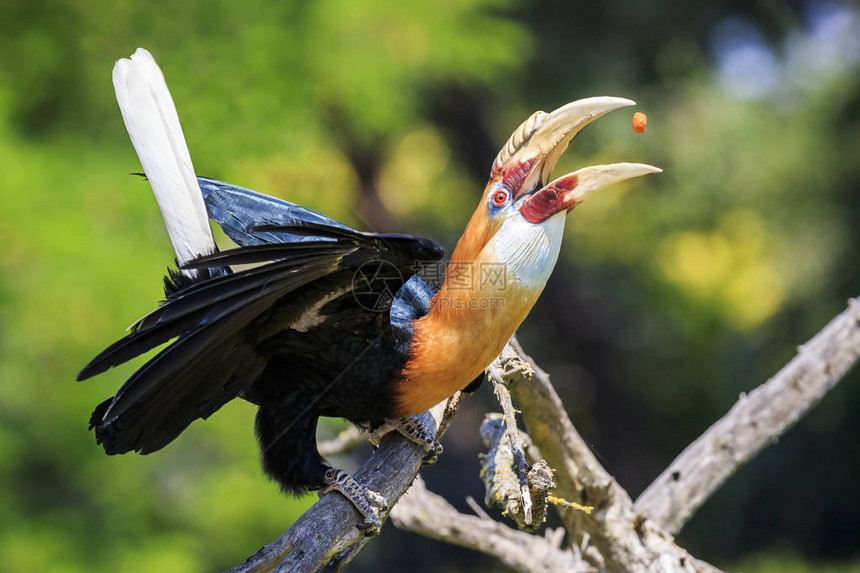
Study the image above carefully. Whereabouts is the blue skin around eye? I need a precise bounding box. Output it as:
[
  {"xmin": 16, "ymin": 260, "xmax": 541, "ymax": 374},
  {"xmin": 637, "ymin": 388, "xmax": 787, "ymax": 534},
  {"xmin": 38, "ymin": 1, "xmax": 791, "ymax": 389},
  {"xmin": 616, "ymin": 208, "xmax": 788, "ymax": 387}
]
[{"xmin": 487, "ymin": 183, "xmax": 512, "ymax": 216}]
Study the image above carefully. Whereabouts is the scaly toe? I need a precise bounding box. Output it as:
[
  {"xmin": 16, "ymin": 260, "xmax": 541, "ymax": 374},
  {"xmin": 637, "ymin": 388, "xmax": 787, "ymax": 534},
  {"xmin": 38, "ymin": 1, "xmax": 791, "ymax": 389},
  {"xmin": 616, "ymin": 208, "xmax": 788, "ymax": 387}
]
[{"xmin": 320, "ymin": 468, "xmax": 387, "ymax": 533}]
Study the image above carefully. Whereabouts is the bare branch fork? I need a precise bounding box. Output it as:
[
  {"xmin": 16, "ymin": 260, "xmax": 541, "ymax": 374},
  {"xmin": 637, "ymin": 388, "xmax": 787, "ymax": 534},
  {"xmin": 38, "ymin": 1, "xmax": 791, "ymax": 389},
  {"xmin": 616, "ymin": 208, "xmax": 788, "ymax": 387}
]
[
  {"xmin": 228, "ymin": 297, "xmax": 860, "ymax": 572},
  {"xmin": 225, "ymin": 398, "xmax": 461, "ymax": 573},
  {"xmin": 635, "ymin": 297, "xmax": 860, "ymax": 533}
]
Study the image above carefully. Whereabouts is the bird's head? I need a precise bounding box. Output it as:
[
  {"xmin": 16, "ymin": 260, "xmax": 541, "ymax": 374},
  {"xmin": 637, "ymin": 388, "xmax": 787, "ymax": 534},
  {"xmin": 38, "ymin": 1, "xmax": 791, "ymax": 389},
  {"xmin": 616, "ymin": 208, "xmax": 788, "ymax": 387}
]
[
  {"xmin": 404, "ymin": 98, "xmax": 660, "ymax": 415},
  {"xmin": 449, "ymin": 97, "xmax": 661, "ymax": 292}
]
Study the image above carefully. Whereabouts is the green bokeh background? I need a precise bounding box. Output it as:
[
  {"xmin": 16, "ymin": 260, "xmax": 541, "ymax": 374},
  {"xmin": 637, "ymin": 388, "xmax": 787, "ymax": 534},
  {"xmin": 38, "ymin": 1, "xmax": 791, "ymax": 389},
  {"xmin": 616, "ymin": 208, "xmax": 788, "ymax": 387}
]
[{"xmin": 1, "ymin": 0, "xmax": 859, "ymax": 571}]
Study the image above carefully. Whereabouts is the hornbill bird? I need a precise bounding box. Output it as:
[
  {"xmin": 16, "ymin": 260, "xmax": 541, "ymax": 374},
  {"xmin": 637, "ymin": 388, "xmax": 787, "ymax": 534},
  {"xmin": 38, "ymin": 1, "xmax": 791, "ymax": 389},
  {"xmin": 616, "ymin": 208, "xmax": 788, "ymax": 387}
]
[{"xmin": 79, "ymin": 48, "xmax": 660, "ymax": 530}]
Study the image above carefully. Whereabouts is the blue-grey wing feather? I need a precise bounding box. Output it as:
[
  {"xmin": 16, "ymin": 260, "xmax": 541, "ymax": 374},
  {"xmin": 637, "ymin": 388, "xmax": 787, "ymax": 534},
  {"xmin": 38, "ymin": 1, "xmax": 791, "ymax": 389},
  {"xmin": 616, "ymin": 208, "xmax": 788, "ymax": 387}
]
[
  {"xmin": 198, "ymin": 176, "xmax": 440, "ymax": 338},
  {"xmin": 197, "ymin": 177, "xmax": 354, "ymax": 247}
]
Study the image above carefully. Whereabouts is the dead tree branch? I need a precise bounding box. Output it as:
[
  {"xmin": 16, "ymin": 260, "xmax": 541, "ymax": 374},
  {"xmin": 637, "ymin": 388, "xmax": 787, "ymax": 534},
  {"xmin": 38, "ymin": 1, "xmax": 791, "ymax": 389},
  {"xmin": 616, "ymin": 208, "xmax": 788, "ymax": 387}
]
[
  {"xmin": 635, "ymin": 297, "xmax": 860, "ymax": 534},
  {"xmin": 226, "ymin": 398, "xmax": 460, "ymax": 573},
  {"xmin": 478, "ymin": 413, "xmax": 554, "ymax": 532},
  {"xmin": 391, "ymin": 477, "xmax": 592, "ymax": 573},
  {"xmin": 318, "ymin": 426, "xmax": 365, "ymax": 458},
  {"xmin": 227, "ymin": 298, "xmax": 860, "ymax": 573},
  {"xmin": 495, "ymin": 338, "xmax": 724, "ymax": 572}
]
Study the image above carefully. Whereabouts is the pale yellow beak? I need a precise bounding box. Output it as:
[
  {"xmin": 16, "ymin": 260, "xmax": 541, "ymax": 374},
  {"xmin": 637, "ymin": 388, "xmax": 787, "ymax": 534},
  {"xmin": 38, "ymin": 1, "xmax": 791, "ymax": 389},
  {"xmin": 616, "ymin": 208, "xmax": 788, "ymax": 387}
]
[{"xmin": 490, "ymin": 97, "xmax": 661, "ymax": 223}]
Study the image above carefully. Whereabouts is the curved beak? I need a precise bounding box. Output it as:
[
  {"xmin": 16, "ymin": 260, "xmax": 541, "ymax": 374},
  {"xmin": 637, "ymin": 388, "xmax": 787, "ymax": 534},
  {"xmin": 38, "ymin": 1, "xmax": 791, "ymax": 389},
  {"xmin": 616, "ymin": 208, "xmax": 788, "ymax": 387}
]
[
  {"xmin": 492, "ymin": 97, "xmax": 661, "ymax": 224},
  {"xmin": 519, "ymin": 162, "xmax": 662, "ymax": 224}
]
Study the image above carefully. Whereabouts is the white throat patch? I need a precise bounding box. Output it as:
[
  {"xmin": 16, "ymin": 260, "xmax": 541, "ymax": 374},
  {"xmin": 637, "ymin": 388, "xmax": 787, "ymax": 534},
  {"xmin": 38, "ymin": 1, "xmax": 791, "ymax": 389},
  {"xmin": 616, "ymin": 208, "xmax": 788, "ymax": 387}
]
[{"xmin": 490, "ymin": 211, "xmax": 565, "ymax": 289}]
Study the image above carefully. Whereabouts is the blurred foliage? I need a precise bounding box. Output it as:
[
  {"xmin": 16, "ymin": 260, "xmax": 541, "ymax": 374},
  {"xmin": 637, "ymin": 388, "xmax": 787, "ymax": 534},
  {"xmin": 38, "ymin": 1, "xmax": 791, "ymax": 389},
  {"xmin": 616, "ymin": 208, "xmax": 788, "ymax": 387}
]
[{"xmin": 1, "ymin": 0, "xmax": 859, "ymax": 571}]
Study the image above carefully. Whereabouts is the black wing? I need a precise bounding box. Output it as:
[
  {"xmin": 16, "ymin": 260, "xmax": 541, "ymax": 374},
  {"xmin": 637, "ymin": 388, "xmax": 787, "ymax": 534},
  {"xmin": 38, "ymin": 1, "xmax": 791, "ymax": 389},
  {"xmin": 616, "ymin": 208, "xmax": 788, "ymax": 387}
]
[{"xmin": 81, "ymin": 182, "xmax": 443, "ymax": 455}]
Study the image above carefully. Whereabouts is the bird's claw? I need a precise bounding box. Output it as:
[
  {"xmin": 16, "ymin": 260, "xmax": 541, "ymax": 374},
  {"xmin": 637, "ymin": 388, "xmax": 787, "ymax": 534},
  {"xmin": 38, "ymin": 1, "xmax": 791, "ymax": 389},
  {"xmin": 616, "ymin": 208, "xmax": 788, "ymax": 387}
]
[
  {"xmin": 319, "ymin": 468, "xmax": 387, "ymax": 535},
  {"xmin": 369, "ymin": 415, "xmax": 443, "ymax": 465}
]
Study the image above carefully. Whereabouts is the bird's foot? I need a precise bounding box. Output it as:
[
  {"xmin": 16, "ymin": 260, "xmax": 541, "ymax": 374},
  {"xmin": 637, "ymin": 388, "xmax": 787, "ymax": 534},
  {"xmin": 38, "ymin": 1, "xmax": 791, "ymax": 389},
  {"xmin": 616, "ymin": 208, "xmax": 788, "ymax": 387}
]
[
  {"xmin": 319, "ymin": 468, "xmax": 387, "ymax": 535},
  {"xmin": 369, "ymin": 415, "xmax": 443, "ymax": 465}
]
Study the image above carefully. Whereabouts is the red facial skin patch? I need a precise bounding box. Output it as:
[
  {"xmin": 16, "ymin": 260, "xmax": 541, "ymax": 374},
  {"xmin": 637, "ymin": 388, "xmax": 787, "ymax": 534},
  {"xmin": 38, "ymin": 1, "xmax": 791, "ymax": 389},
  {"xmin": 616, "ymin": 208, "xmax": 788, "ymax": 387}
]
[
  {"xmin": 501, "ymin": 158, "xmax": 537, "ymax": 196},
  {"xmin": 519, "ymin": 174, "xmax": 579, "ymax": 224}
]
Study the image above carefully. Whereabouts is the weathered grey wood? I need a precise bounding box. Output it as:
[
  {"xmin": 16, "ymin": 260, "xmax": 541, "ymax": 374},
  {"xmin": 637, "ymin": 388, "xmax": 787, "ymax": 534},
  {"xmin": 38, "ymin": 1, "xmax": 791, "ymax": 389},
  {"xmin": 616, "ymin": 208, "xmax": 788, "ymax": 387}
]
[
  {"xmin": 498, "ymin": 338, "xmax": 723, "ymax": 573},
  {"xmin": 227, "ymin": 298, "xmax": 860, "ymax": 573},
  {"xmin": 479, "ymin": 414, "xmax": 553, "ymax": 532},
  {"xmin": 317, "ymin": 426, "xmax": 365, "ymax": 458},
  {"xmin": 635, "ymin": 297, "xmax": 860, "ymax": 534},
  {"xmin": 225, "ymin": 402, "xmax": 456, "ymax": 573},
  {"xmin": 391, "ymin": 477, "xmax": 592, "ymax": 573}
]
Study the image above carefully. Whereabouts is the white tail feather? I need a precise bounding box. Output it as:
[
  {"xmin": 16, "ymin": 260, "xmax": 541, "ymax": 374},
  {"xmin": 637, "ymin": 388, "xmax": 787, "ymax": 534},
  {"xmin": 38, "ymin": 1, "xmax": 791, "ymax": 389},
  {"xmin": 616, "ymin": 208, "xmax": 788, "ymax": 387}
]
[{"xmin": 113, "ymin": 48, "xmax": 215, "ymax": 276}]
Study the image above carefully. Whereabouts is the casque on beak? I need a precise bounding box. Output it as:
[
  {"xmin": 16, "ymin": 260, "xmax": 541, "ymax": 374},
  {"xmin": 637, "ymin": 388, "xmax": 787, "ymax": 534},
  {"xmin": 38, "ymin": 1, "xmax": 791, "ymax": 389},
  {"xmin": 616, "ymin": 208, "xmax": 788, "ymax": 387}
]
[{"xmin": 490, "ymin": 97, "xmax": 662, "ymax": 224}]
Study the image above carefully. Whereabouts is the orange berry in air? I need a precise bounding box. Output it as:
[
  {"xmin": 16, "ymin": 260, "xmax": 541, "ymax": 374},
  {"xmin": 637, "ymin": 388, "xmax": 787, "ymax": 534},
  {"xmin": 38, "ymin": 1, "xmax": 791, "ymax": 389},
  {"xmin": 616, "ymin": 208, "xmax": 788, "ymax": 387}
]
[{"xmin": 632, "ymin": 112, "xmax": 647, "ymax": 134}]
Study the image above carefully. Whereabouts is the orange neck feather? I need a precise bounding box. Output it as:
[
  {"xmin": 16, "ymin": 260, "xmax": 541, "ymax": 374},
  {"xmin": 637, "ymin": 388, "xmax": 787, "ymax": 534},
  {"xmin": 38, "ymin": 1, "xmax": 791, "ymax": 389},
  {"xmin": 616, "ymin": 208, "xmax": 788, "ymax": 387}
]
[{"xmin": 394, "ymin": 200, "xmax": 543, "ymax": 417}]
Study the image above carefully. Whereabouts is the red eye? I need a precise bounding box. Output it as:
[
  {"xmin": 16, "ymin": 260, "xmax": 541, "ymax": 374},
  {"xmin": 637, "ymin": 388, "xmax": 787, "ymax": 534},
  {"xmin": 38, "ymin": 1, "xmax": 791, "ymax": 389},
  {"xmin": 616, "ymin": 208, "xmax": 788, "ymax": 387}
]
[{"xmin": 492, "ymin": 188, "xmax": 509, "ymax": 207}]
